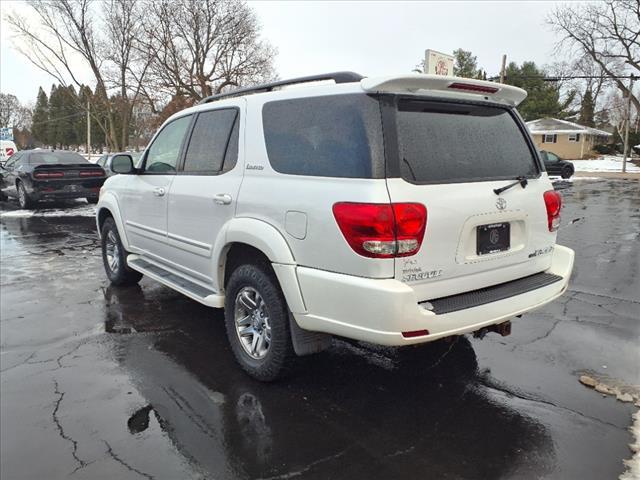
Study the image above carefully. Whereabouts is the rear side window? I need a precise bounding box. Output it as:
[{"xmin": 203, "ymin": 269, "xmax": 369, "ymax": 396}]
[
  {"xmin": 183, "ymin": 109, "xmax": 239, "ymax": 173},
  {"xmin": 396, "ymin": 100, "xmax": 538, "ymax": 184},
  {"xmin": 262, "ymin": 94, "xmax": 384, "ymax": 178}
]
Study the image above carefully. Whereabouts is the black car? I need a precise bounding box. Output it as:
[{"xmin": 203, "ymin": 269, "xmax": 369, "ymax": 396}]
[
  {"xmin": 0, "ymin": 150, "xmax": 106, "ymax": 209},
  {"xmin": 539, "ymin": 150, "xmax": 575, "ymax": 179}
]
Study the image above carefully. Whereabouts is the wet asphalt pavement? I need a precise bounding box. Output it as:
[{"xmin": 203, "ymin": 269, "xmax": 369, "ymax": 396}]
[{"xmin": 1, "ymin": 179, "xmax": 639, "ymax": 480}]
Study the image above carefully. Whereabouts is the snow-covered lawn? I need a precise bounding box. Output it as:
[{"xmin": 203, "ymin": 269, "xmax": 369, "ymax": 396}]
[{"xmin": 569, "ymin": 155, "xmax": 640, "ymax": 173}]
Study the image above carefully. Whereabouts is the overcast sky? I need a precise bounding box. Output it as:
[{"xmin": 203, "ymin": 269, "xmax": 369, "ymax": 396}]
[{"xmin": 1, "ymin": 0, "xmax": 564, "ymax": 105}]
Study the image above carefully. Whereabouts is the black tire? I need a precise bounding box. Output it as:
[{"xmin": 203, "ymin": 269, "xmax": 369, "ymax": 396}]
[
  {"xmin": 101, "ymin": 217, "xmax": 143, "ymax": 286},
  {"xmin": 17, "ymin": 182, "xmax": 36, "ymax": 209},
  {"xmin": 224, "ymin": 262, "xmax": 295, "ymax": 381},
  {"xmin": 561, "ymin": 166, "xmax": 573, "ymax": 179},
  {"xmin": 86, "ymin": 196, "xmax": 99, "ymax": 204}
]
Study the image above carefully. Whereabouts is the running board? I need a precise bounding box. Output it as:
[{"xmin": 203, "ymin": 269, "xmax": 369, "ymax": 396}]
[{"xmin": 127, "ymin": 255, "xmax": 224, "ymax": 308}]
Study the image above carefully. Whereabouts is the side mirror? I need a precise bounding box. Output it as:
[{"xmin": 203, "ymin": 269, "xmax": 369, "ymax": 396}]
[{"xmin": 111, "ymin": 154, "xmax": 135, "ymax": 174}]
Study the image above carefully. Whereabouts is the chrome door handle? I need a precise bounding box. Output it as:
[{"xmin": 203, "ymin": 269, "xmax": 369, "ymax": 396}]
[
  {"xmin": 153, "ymin": 187, "xmax": 166, "ymax": 197},
  {"xmin": 213, "ymin": 193, "xmax": 232, "ymax": 205}
]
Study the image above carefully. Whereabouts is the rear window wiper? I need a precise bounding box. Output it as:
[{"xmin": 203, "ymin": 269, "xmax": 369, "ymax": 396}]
[{"xmin": 493, "ymin": 176, "xmax": 528, "ymax": 195}]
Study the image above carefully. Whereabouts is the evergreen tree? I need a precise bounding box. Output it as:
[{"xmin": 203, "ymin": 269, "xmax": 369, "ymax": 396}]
[
  {"xmin": 31, "ymin": 87, "xmax": 49, "ymax": 146},
  {"xmin": 60, "ymin": 86, "xmax": 79, "ymax": 147},
  {"xmin": 453, "ymin": 49, "xmax": 479, "ymax": 78},
  {"xmin": 47, "ymin": 85, "xmax": 62, "ymax": 148},
  {"xmin": 578, "ymin": 89, "xmax": 595, "ymax": 127},
  {"xmin": 504, "ymin": 62, "xmax": 565, "ymax": 121}
]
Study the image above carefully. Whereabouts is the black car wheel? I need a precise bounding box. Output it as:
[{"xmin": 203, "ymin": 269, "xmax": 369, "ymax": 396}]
[
  {"xmin": 225, "ymin": 262, "xmax": 295, "ymax": 381},
  {"xmin": 86, "ymin": 196, "xmax": 99, "ymax": 204},
  {"xmin": 561, "ymin": 166, "xmax": 573, "ymax": 179},
  {"xmin": 101, "ymin": 217, "xmax": 143, "ymax": 286},
  {"xmin": 17, "ymin": 182, "xmax": 36, "ymax": 209}
]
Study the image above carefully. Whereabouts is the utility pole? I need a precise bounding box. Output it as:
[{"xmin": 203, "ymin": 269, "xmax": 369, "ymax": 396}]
[
  {"xmin": 86, "ymin": 101, "xmax": 91, "ymax": 162},
  {"xmin": 622, "ymin": 74, "xmax": 635, "ymax": 174},
  {"xmin": 499, "ymin": 54, "xmax": 507, "ymax": 84}
]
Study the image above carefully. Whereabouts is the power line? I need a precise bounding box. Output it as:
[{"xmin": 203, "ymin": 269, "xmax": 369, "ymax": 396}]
[
  {"xmin": 489, "ymin": 74, "xmax": 637, "ymax": 82},
  {"xmin": 29, "ymin": 111, "xmax": 86, "ymax": 127}
]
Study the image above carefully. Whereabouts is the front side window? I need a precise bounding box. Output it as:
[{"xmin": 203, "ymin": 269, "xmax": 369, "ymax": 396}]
[
  {"xmin": 396, "ymin": 100, "xmax": 538, "ymax": 184},
  {"xmin": 144, "ymin": 115, "xmax": 192, "ymax": 174},
  {"xmin": 183, "ymin": 109, "xmax": 238, "ymax": 174},
  {"xmin": 262, "ymin": 94, "xmax": 384, "ymax": 178}
]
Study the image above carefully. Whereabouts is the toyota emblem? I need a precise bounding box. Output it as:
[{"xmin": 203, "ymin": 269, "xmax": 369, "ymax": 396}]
[{"xmin": 496, "ymin": 198, "xmax": 507, "ymax": 210}]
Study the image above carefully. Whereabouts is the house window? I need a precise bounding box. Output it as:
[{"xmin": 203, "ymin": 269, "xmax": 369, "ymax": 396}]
[
  {"xmin": 568, "ymin": 133, "xmax": 580, "ymax": 142},
  {"xmin": 542, "ymin": 134, "xmax": 557, "ymax": 143}
]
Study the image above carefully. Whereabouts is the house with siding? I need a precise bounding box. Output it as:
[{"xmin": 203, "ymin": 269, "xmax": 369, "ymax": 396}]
[{"xmin": 526, "ymin": 118, "xmax": 612, "ymax": 159}]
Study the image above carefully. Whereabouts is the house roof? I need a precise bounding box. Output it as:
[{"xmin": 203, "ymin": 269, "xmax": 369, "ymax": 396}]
[{"xmin": 526, "ymin": 118, "xmax": 612, "ymax": 136}]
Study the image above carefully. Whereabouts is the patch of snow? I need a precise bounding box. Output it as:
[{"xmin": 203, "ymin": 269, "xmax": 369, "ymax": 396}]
[
  {"xmin": 569, "ymin": 156, "xmax": 640, "ymax": 173},
  {"xmin": 0, "ymin": 205, "xmax": 96, "ymax": 218},
  {"xmin": 620, "ymin": 410, "xmax": 640, "ymax": 480}
]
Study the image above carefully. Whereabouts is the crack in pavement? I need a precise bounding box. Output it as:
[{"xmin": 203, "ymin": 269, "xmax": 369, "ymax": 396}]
[
  {"xmin": 257, "ymin": 448, "xmax": 349, "ymax": 480},
  {"xmin": 476, "ymin": 378, "xmax": 625, "ymax": 431},
  {"xmin": 567, "ymin": 288, "xmax": 640, "ymax": 305},
  {"xmin": 52, "ymin": 379, "xmax": 88, "ymax": 473},
  {"xmin": 0, "ymin": 351, "xmax": 38, "ymax": 373},
  {"xmin": 103, "ymin": 441, "xmax": 155, "ymax": 480}
]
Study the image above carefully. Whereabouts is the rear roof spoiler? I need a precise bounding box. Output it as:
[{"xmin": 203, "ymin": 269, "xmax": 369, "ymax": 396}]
[{"xmin": 361, "ymin": 74, "xmax": 527, "ymax": 107}]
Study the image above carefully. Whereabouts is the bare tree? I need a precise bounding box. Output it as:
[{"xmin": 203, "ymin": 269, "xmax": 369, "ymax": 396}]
[
  {"xmin": 547, "ymin": 1, "xmax": 640, "ymax": 113},
  {"xmin": 6, "ymin": 0, "xmax": 151, "ymax": 150},
  {"xmin": 103, "ymin": 0, "xmax": 154, "ymax": 149},
  {"xmin": 142, "ymin": 0, "xmax": 277, "ymax": 101}
]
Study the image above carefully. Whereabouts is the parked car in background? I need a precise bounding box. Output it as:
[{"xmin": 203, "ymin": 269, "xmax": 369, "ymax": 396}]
[
  {"xmin": 0, "ymin": 150, "xmax": 106, "ymax": 208},
  {"xmin": 0, "ymin": 140, "xmax": 18, "ymax": 165},
  {"xmin": 539, "ymin": 150, "xmax": 574, "ymax": 179},
  {"xmin": 95, "ymin": 152, "xmax": 142, "ymax": 176}
]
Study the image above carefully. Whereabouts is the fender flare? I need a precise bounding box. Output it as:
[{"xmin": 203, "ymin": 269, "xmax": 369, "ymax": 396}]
[
  {"xmin": 213, "ymin": 217, "xmax": 307, "ymax": 314},
  {"xmin": 216, "ymin": 217, "xmax": 296, "ymax": 266},
  {"xmin": 96, "ymin": 193, "xmax": 131, "ymax": 250}
]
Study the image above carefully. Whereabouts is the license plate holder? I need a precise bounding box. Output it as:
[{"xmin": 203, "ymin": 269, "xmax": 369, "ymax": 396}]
[{"xmin": 477, "ymin": 222, "xmax": 510, "ymax": 255}]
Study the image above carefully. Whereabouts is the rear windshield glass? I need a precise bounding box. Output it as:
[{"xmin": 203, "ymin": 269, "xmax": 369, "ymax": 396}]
[
  {"xmin": 30, "ymin": 151, "xmax": 88, "ymax": 165},
  {"xmin": 396, "ymin": 100, "xmax": 538, "ymax": 183},
  {"xmin": 262, "ymin": 94, "xmax": 384, "ymax": 178}
]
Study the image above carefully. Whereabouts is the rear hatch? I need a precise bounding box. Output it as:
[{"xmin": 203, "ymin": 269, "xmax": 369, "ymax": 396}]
[{"xmin": 382, "ymin": 96, "xmax": 557, "ymax": 301}]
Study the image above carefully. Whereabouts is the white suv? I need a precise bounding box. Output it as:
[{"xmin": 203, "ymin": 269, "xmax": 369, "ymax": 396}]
[{"xmin": 97, "ymin": 72, "xmax": 575, "ymax": 381}]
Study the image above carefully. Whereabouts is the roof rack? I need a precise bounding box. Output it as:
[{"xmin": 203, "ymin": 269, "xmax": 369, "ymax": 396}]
[{"xmin": 198, "ymin": 71, "xmax": 364, "ymax": 104}]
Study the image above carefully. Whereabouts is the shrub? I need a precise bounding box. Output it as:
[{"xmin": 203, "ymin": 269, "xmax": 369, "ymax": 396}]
[{"xmin": 592, "ymin": 144, "xmax": 616, "ymax": 154}]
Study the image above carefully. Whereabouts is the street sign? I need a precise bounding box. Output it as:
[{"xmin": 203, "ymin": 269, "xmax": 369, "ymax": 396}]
[
  {"xmin": 424, "ymin": 50, "xmax": 454, "ymax": 76},
  {"xmin": 0, "ymin": 127, "xmax": 14, "ymax": 141}
]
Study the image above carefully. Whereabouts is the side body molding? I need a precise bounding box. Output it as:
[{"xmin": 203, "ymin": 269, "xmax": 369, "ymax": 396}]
[{"xmin": 215, "ymin": 217, "xmax": 306, "ymax": 313}]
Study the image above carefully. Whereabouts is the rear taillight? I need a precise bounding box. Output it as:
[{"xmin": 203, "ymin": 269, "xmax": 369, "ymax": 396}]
[
  {"xmin": 448, "ymin": 82, "xmax": 499, "ymax": 94},
  {"xmin": 34, "ymin": 171, "xmax": 64, "ymax": 179},
  {"xmin": 543, "ymin": 190, "xmax": 562, "ymax": 232},
  {"xmin": 332, "ymin": 202, "xmax": 427, "ymax": 258},
  {"xmin": 79, "ymin": 170, "xmax": 104, "ymax": 177}
]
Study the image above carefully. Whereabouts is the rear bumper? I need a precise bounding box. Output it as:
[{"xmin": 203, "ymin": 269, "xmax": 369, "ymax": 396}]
[
  {"xmin": 291, "ymin": 245, "xmax": 574, "ymax": 346},
  {"xmin": 29, "ymin": 185, "xmax": 100, "ymax": 200}
]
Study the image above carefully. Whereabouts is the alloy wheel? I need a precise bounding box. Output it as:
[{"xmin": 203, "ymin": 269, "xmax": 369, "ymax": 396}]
[
  {"xmin": 105, "ymin": 230, "xmax": 120, "ymax": 273},
  {"xmin": 234, "ymin": 287, "xmax": 272, "ymax": 359}
]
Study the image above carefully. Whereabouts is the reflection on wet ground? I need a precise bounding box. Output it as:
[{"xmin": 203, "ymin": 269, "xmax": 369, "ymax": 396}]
[{"xmin": 1, "ymin": 179, "xmax": 638, "ymax": 479}]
